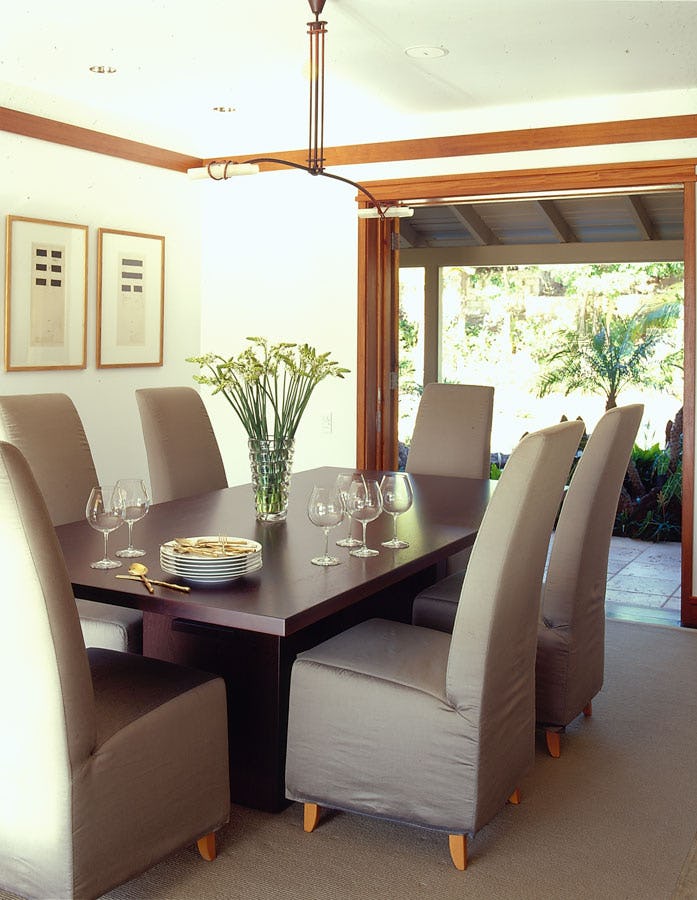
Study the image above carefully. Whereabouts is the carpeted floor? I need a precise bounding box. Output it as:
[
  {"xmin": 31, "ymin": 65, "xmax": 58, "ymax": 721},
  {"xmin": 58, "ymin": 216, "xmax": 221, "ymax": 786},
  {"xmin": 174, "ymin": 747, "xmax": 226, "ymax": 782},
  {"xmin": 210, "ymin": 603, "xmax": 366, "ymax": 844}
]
[{"xmin": 4, "ymin": 619, "xmax": 697, "ymax": 899}]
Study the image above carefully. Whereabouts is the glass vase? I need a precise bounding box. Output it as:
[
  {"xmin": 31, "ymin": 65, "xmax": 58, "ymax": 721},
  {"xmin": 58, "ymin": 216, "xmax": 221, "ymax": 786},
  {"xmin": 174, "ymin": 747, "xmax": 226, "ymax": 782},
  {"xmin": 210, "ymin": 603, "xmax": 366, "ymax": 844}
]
[{"xmin": 248, "ymin": 437, "xmax": 295, "ymax": 522}]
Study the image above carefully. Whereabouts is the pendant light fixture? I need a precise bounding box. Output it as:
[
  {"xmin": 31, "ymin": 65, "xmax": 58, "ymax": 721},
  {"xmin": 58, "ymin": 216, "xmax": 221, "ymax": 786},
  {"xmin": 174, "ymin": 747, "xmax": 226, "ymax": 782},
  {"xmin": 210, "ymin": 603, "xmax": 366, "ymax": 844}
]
[{"xmin": 188, "ymin": 0, "xmax": 412, "ymax": 219}]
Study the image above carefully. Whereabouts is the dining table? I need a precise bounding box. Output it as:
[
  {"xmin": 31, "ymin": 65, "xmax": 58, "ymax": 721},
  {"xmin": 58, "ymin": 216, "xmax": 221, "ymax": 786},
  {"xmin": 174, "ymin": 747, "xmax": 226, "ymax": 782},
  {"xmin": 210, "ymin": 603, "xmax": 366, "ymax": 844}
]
[{"xmin": 56, "ymin": 466, "xmax": 493, "ymax": 812}]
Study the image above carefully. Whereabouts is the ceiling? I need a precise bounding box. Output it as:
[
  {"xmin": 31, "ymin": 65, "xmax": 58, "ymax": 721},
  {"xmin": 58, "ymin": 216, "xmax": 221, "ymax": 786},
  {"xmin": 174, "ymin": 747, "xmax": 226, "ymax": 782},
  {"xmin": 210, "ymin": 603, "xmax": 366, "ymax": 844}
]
[
  {"xmin": 1, "ymin": 1, "xmax": 696, "ymax": 156},
  {"xmin": 400, "ymin": 189, "xmax": 685, "ymax": 250}
]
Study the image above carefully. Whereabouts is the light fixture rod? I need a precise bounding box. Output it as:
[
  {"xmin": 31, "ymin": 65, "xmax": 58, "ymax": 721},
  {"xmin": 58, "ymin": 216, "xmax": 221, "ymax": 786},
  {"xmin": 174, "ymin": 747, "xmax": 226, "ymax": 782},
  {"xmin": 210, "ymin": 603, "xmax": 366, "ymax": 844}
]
[
  {"xmin": 197, "ymin": 0, "xmax": 397, "ymax": 218},
  {"xmin": 307, "ymin": 14, "xmax": 326, "ymax": 173}
]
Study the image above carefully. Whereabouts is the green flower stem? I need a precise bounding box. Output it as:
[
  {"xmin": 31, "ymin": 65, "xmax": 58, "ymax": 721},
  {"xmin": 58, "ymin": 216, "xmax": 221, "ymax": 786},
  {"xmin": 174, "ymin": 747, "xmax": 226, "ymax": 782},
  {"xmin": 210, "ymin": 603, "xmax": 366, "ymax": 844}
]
[{"xmin": 188, "ymin": 337, "xmax": 349, "ymax": 444}]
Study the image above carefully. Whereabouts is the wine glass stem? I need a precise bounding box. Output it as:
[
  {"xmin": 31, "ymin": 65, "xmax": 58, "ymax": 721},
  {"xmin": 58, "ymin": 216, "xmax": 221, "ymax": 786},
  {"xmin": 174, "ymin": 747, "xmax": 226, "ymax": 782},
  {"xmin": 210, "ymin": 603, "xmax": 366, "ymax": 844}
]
[
  {"xmin": 392, "ymin": 513, "xmax": 398, "ymax": 542},
  {"xmin": 127, "ymin": 521, "xmax": 134, "ymax": 550},
  {"xmin": 102, "ymin": 531, "xmax": 109, "ymax": 562},
  {"xmin": 361, "ymin": 520, "xmax": 368, "ymax": 547},
  {"xmin": 323, "ymin": 527, "xmax": 330, "ymax": 559}
]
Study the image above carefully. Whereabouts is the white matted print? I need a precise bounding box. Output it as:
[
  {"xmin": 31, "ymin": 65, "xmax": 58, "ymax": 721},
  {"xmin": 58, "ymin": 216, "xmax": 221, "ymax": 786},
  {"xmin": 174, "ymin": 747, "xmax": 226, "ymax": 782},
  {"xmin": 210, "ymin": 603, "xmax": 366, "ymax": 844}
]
[
  {"xmin": 4, "ymin": 215, "xmax": 88, "ymax": 371},
  {"xmin": 97, "ymin": 228, "xmax": 164, "ymax": 367}
]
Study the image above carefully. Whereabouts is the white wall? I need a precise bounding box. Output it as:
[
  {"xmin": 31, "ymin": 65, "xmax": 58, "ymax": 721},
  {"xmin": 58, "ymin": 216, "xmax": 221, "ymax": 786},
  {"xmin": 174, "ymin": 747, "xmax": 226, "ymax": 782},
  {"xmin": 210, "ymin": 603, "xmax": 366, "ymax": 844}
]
[
  {"xmin": 199, "ymin": 170, "xmax": 360, "ymax": 485},
  {"xmin": 0, "ymin": 131, "xmax": 203, "ymax": 488}
]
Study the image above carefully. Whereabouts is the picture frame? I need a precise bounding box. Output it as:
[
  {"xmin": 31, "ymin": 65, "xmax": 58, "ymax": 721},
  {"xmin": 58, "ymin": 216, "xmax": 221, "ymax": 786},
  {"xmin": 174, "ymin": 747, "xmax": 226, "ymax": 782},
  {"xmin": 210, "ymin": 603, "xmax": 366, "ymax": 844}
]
[
  {"xmin": 97, "ymin": 228, "xmax": 165, "ymax": 368},
  {"xmin": 4, "ymin": 215, "xmax": 88, "ymax": 371}
]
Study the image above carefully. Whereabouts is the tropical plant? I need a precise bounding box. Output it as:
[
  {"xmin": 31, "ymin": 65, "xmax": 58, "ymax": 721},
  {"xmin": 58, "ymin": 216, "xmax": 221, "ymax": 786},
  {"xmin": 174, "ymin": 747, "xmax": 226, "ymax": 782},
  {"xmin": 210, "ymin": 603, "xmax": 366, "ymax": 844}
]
[
  {"xmin": 614, "ymin": 409, "xmax": 683, "ymax": 542},
  {"xmin": 536, "ymin": 301, "xmax": 681, "ymax": 410},
  {"xmin": 188, "ymin": 337, "xmax": 349, "ymax": 442}
]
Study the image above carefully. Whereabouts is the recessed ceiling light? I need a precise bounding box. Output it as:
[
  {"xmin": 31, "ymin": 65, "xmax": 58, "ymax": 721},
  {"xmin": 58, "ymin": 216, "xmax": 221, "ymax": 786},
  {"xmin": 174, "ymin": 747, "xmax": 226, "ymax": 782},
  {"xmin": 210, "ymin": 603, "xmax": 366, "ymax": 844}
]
[
  {"xmin": 212, "ymin": 106, "xmax": 236, "ymax": 113},
  {"xmin": 405, "ymin": 46, "xmax": 448, "ymax": 59},
  {"xmin": 89, "ymin": 65, "xmax": 117, "ymax": 74}
]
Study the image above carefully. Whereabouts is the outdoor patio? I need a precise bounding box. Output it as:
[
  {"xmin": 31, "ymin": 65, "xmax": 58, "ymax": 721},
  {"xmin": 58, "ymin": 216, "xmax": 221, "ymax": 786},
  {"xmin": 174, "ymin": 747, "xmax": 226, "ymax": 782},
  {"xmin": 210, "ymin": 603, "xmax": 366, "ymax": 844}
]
[{"xmin": 605, "ymin": 536, "xmax": 682, "ymax": 626}]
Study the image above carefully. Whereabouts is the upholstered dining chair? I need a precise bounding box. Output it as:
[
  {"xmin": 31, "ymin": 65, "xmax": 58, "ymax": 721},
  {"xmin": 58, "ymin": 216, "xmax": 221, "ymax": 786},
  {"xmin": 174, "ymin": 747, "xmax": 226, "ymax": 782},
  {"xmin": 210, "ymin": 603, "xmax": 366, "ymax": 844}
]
[
  {"xmin": 406, "ymin": 382, "xmax": 494, "ymax": 574},
  {"xmin": 535, "ymin": 403, "xmax": 643, "ymax": 756},
  {"xmin": 0, "ymin": 393, "xmax": 143, "ymax": 653},
  {"xmin": 0, "ymin": 440, "xmax": 230, "ymax": 900},
  {"xmin": 411, "ymin": 404, "xmax": 643, "ymax": 758},
  {"xmin": 136, "ymin": 386, "xmax": 228, "ymax": 502},
  {"xmin": 285, "ymin": 419, "xmax": 584, "ymax": 870},
  {"xmin": 405, "ymin": 382, "xmax": 494, "ymax": 479}
]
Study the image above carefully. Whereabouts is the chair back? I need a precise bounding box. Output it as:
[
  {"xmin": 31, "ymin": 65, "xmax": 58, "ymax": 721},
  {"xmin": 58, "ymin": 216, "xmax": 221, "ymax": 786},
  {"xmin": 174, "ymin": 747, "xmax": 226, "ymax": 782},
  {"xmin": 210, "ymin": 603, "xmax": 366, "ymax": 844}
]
[
  {"xmin": 405, "ymin": 382, "xmax": 494, "ymax": 478},
  {"xmin": 136, "ymin": 387, "xmax": 228, "ymax": 502},
  {"xmin": 0, "ymin": 393, "xmax": 98, "ymax": 525},
  {"xmin": 536, "ymin": 404, "xmax": 643, "ymax": 724},
  {"xmin": 446, "ymin": 419, "xmax": 584, "ymax": 827},
  {"xmin": 0, "ymin": 441, "xmax": 95, "ymax": 898}
]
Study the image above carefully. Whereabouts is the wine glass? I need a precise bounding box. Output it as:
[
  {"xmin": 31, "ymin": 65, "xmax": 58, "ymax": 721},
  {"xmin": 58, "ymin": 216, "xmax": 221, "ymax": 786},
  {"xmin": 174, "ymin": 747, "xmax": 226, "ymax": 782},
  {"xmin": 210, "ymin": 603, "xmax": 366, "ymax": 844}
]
[
  {"xmin": 115, "ymin": 478, "xmax": 150, "ymax": 558},
  {"xmin": 379, "ymin": 473, "xmax": 413, "ymax": 549},
  {"xmin": 307, "ymin": 484, "xmax": 344, "ymax": 566},
  {"xmin": 347, "ymin": 477, "xmax": 383, "ymax": 558},
  {"xmin": 335, "ymin": 472, "xmax": 362, "ymax": 548},
  {"xmin": 86, "ymin": 485, "xmax": 125, "ymax": 569}
]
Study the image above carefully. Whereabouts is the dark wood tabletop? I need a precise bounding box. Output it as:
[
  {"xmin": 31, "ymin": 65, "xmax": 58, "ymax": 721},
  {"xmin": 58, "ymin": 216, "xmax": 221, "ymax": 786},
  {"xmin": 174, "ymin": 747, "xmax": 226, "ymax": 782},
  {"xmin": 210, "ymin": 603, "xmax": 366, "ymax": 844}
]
[{"xmin": 57, "ymin": 466, "xmax": 493, "ymax": 638}]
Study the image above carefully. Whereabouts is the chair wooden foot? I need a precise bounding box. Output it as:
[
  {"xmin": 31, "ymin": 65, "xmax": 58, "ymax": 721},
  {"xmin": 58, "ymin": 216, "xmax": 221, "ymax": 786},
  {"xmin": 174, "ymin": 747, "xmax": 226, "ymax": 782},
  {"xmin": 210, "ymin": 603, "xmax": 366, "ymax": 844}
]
[
  {"xmin": 583, "ymin": 701, "xmax": 593, "ymax": 717},
  {"xmin": 508, "ymin": 788, "xmax": 521, "ymax": 804},
  {"xmin": 448, "ymin": 833, "xmax": 468, "ymax": 870},
  {"xmin": 196, "ymin": 833, "xmax": 216, "ymax": 861},
  {"xmin": 545, "ymin": 730, "xmax": 561, "ymax": 758},
  {"xmin": 304, "ymin": 802, "xmax": 322, "ymax": 833}
]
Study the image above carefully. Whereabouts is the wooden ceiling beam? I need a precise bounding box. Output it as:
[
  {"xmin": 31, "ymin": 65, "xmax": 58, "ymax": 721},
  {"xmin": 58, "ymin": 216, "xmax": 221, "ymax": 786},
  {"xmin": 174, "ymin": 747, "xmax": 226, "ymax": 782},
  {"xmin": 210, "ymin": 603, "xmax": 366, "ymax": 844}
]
[
  {"xmin": 396, "ymin": 219, "xmax": 422, "ymax": 248},
  {"xmin": 0, "ymin": 106, "xmax": 200, "ymax": 172},
  {"xmin": 534, "ymin": 199, "xmax": 577, "ymax": 243},
  {"xmin": 451, "ymin": 204, "xmax": 500, "ymax": 245},
  {"xmin": 2, "ymin": 105, "xmax": 696, "ymax": 178},
  {"xmin": 207, "ymin": 114, "xmax": 697, "ymax": 172},
  {"xmin": 624, "ymin": 194, "xmax": 657, "ymax": 240}
]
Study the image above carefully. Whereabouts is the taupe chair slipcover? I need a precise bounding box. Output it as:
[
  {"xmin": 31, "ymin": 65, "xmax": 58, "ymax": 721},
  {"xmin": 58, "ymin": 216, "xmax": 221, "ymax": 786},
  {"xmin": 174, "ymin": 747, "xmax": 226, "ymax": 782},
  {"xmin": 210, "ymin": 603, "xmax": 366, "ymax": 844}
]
[
  {"xmin": 411, "ymin": 404, "xmax": 643, "ymax": 756},
  {"xmin": 0, "ymin": 441, "xmax": 230, "ymax": 900},
  {"xmin": 285, "ymin": 419, "xmax": 584, "ymax": 869},
  {"xmin": 0, "ymin": 393, "xmax": 142, "ymax": 652},
  {"xmin": 136, "ymin": 386, "xmax": 228, "ymax": 502},
  {"xmin": 535, "ymin": 404, "xmax": 643, "ymax": 754},
  {"xmin": 405, "ymin": 382, "xmax": 494, "ymax": 479},
  {"xmin": 405, "ymin": 382, "xmax": 494, "ymax": 574}
]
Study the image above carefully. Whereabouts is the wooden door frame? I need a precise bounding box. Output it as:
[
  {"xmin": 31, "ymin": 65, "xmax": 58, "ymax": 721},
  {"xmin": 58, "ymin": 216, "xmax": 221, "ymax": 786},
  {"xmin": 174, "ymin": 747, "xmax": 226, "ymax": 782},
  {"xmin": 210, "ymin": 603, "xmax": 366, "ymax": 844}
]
[
  {"xmin": 357, "ymin": 214, "xmax": 400, "ymax": 472},
  {"xmin": 357, "ymin": 157, "xmax": 697, "ymax": 624}
]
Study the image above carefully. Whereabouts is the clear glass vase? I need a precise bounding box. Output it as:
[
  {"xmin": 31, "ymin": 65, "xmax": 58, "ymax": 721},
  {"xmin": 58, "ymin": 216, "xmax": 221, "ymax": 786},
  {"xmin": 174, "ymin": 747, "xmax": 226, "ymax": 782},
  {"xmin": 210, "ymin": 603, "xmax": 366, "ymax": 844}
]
[{"xmin": 248, "ymin": 437, "xmax": 295, "ymax": 522}]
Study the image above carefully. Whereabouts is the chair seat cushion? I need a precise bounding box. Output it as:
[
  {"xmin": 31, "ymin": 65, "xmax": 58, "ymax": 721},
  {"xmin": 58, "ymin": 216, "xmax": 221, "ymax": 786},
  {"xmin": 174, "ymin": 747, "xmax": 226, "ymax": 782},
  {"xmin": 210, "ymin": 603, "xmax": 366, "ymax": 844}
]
[
  {"xmin": 77, "ymin": 598, "xmax": 143, "ymax": 653},
  {"xmin": 75, "ymin": 649, "xmax": 230, "ymax": 898},
  {"xmin": 87, "ymin": 647, "xmax": 222, "ymax": 744},
  {"xmin": 410, "ymin": 571, "xmax": 464, "ymax": 632},
  {"xmin": 286, "ymin": 619, "xmax": 485, "ymax": 833}
]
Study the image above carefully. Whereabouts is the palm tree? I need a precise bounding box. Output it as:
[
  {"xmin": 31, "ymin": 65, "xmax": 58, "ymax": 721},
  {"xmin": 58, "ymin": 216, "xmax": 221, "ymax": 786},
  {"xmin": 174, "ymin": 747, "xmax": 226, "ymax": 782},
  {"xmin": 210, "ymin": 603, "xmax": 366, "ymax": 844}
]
[{"xmin": 536, "ymin": 301, "xmax": 681, "ymax": 410}]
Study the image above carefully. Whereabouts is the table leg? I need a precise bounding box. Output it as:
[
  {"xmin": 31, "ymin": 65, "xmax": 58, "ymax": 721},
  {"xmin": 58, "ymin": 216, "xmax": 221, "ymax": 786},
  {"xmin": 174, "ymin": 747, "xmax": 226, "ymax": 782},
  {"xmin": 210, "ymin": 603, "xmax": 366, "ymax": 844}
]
[{"xmin": 144, "ymin": 612, "xmax": 293, "ymax": 812}]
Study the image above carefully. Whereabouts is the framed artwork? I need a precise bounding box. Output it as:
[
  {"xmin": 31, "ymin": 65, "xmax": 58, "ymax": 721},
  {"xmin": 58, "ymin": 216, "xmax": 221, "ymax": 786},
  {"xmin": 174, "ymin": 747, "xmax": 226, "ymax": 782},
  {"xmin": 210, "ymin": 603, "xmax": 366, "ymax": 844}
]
[
  {"xmin": 97, "ymin": 228, "xmax": 165, "ymax": 368},
  {"xmin": 4, "ymin": 215, "xmax": 88, "ymax": 371}
]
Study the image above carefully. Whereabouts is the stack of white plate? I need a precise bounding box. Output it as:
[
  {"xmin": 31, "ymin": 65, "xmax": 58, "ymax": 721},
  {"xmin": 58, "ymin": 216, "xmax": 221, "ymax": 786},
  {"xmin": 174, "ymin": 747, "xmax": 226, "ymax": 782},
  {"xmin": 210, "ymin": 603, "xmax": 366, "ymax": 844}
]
[{"xmin": 160, "ymin": 535, "xmax": 263, "ymax": 584}]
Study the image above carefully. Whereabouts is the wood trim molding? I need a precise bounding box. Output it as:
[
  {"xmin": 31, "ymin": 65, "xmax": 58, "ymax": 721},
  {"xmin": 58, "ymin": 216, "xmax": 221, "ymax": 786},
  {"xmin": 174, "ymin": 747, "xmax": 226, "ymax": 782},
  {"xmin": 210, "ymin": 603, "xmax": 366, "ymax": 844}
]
[
  {"xmin": 206, "ymin": 115, "xmax": 697, "ymax": 172},
  {"xmin": 682, "ymin": 180, "xmax": 696, "ymax": 624},
  {"xmin": 0, "ymin": 106, "xmax": 201, "ymax": 172},
  {"xmin": 3, "ymin": 105, "xmax": 696, "ymax": 179},
  {"xmin": 361, "ymin": 159, "xmax": 697, "ymax": 205}
]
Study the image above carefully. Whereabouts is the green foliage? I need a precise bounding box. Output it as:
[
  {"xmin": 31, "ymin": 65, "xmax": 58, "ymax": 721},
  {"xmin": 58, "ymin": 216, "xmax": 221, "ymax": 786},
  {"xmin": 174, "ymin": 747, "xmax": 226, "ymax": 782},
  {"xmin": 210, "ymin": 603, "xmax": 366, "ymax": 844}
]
[
  {"xmin": 398, "ymin": 306, "xmax": 423, "ymax": 398},
  {"xmin": 536, "ymin": 301, "xmax": 681, "ymax": 410},
  {"xmin": 614, "ymin": 423, "xmax": 682, "ymax": 542},
  {"xmin": 188, "ymin": 337, "xmax": 349, "ymax": 442}
]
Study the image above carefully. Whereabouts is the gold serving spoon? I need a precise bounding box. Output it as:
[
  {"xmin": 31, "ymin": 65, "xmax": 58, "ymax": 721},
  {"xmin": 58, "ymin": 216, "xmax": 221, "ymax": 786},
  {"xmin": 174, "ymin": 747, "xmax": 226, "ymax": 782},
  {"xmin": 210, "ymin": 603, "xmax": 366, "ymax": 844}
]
[
  {"xmin": 115, "ymin": 574, "xmax": 191, "ymax": 593},
  {"xmin": 128, "ymin": 562, "xmax": 155, "ymax": 594}
]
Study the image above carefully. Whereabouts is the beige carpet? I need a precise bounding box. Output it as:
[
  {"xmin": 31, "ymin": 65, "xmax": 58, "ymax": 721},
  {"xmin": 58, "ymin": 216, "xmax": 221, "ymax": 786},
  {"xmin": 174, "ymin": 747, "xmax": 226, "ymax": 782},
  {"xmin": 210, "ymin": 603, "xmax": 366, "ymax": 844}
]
[{"xmin": 4, "ymin": 619, "xmax": 697, "ymax": 900}]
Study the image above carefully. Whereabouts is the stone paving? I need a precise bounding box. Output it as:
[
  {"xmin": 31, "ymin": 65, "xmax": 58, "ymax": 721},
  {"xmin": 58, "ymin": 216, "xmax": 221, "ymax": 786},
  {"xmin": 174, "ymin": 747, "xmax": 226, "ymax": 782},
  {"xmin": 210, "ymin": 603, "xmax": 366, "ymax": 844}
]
[{"xmin": 605, "ymin": 536, "xmax": 682, "ymax": 625}]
